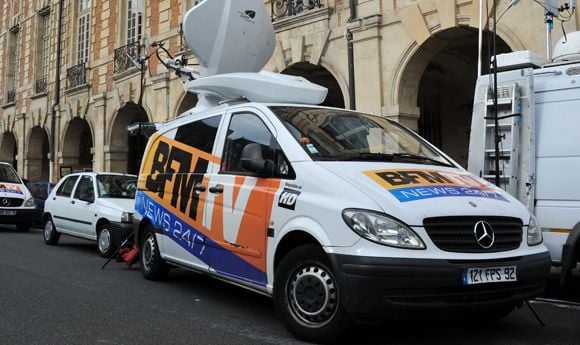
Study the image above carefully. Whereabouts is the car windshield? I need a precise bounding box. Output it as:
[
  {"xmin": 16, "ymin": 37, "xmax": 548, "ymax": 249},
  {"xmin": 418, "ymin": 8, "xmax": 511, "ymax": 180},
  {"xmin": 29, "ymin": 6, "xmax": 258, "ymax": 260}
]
[
  {"xmin": 96, "ymin": 175, "xmax": 137, "ymax": 199},
  {"xmin": 270, "ymin": 106, "xmax": 453, "ymax": 166},
  {"xmin": 0, "ymin": 164, "xmax": 22, "ymax": 183}
]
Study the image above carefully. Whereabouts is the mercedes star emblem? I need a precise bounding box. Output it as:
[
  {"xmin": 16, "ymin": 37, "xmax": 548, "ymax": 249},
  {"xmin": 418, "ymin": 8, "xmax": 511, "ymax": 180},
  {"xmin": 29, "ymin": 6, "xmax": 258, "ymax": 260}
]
[
  {"xmin": 474, "ymin": 220, "xmax": 495, "ymax": 249},
  {"xmin": 1, "ymin": 198, "xmax": 9, "ymax": 206}
]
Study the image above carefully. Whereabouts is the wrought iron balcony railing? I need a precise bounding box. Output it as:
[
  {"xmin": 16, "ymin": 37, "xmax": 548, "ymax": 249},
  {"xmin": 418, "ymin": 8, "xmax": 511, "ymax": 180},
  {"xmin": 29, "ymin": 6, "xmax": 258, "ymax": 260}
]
[
  {"xmin": 114, "ymin": 41, "xmax": 141, "ymax": 74},
  {"xmin": 35, "ymin": 77, "xmax": 48, "ymax": 94},
  {"xmin": 271, "ymin": 0, "xmax": 323, "ymax": 21},
  {"xmin": 6, "ymin": 89, "xmax": 16, "ymax": 104},
  {"xmin": 67, "ymin": 63, "xmax": 87, "ymax": 89}
]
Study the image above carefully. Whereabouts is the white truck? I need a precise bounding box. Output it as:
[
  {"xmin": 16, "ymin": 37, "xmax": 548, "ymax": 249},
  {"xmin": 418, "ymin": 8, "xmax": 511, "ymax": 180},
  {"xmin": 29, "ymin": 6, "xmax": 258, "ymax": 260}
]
[{"xmin": 468, "ymin": 31, "xmax": 580, "ymax": 284}]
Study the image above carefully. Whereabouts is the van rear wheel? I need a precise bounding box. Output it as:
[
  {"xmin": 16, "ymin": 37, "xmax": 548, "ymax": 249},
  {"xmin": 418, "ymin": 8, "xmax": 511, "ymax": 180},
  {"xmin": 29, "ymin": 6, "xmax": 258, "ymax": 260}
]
[
  {"xmin": 274, "ymin": 244, "xmax": 350, "ymax": 343},
  {"xmin": 140, "ymin": 226, "xmax": 170, "ymax": 280}
]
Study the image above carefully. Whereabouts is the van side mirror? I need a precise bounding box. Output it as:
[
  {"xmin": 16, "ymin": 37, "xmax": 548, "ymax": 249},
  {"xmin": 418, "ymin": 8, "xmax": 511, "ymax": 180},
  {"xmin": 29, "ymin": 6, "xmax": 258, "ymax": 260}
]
[{"xmin": 240, "ymin": 143, "xmax": 273, "ymax": 177}]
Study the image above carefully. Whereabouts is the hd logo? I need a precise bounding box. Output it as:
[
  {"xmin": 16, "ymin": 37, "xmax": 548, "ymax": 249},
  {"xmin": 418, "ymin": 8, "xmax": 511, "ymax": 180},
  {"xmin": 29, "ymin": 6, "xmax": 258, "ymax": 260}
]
[{"xmin": 278, "ymin": 189, "xmax": 300, "ymax": 210}]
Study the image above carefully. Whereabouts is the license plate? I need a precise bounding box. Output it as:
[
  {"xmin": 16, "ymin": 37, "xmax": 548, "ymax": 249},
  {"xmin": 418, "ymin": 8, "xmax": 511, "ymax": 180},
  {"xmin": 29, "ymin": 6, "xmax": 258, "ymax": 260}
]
[
  {"xmin": 463, "ymin": 266, "xmax": 517, "ymax": 285},
  {"xmin": 0, "ymin": 210, "xmax": 16, "ymax": 216}
]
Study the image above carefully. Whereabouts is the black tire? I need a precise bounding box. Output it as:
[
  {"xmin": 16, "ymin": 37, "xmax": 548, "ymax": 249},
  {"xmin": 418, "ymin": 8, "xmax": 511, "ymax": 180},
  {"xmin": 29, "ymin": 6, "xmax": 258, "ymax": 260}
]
[
  {"xmin": 273, "ymin": 244, "xmax": 350, "ymax": 343},
  {"xmin": 140, "ymin": 225, "xmax": 170, "ymax": 280},
  {"xmin": 43, "ymin": 217, "xmax": 60, "ymax": 245},
  {"xmin": 97, "ymin": 224, "xmax": 117, "ymax": 258},
  {"xmin": 16, "ymin": 223, "xmax": 32, "ymax": 232}
]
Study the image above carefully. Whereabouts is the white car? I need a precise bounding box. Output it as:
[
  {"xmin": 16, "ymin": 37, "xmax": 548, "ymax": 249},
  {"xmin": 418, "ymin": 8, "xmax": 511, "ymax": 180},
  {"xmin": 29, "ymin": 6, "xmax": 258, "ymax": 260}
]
[{"xmin": 43, "ymin": 172, "xmax": 137, "ymax": 257}]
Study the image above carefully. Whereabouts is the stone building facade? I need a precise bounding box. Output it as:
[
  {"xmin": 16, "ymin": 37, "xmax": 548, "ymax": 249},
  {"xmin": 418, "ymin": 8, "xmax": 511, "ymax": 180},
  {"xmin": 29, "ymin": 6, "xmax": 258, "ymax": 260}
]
[{"xmin": 0, "ymin": 0, "xmax": 579, "ymax": 182}]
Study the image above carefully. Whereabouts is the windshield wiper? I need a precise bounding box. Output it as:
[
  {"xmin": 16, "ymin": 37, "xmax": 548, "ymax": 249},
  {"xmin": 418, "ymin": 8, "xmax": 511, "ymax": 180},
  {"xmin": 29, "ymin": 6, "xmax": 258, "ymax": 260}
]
[
  {"xmin": 331, "ymin": 152, "xmax": 452, "ymax": 166},
  {"xmin": 388, "ymin": 153, "xmax": 453, "ymax": 167}
]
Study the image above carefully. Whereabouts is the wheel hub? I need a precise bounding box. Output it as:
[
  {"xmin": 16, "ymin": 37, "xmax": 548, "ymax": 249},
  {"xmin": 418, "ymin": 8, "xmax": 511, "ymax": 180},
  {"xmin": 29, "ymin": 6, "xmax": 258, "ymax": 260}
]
[
  {"xmin": 98, "ymin": 229, "xmax": 111, "ymax": 253},
  {"xmin": 143, "ymin": 235, "xmax": 155, "ymax": 270},
  {"xmin": 288, "ymin": 264, "xmax": 338, "ymax": 327}
]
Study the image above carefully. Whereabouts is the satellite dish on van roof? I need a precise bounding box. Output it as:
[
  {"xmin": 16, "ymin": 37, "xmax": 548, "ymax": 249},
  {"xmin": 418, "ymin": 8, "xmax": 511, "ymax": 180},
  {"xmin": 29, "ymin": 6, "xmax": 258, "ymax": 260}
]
[
  {"xmin": 553, "ymin": 31, "xmax": 580, "ymax": 63},
  {"xmin": 182, "ymin": 0, "xmax": 276, "ymax": 77}
]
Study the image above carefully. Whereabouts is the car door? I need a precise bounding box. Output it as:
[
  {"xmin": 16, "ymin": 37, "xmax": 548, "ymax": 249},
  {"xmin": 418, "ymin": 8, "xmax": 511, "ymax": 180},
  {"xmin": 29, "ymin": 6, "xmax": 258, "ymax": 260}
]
[
  {"xmin": 51, "ymin": 175, "xmax": 80, "ymax": 233},
  {"xmin": 203, "ymin": 109, "xmax": 284, "ymax": 287},
  {"xmin": 70, "ymin": 175, "xmax": 96, "ymax": 238}
]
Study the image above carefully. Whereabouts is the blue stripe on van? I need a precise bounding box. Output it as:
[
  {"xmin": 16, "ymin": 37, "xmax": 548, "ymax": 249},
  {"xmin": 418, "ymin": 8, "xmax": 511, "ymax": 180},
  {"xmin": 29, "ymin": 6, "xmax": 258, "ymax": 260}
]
[
  {"xmin": 135, "ymin": 191, "xmax": 267, "ymax": 286},
  {"xmin": 388, "ymin": 186, "xmax": 509, "ymax": 203}
]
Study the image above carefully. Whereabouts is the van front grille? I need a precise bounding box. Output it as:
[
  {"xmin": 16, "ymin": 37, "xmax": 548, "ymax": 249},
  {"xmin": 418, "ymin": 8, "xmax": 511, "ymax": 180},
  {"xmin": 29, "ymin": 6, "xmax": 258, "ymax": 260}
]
[
  {"xmin": 423, "ymin": 216, "xmax": 523, "ymax": 253},
  {"xmin": 0, "ymin": 197, "xmax": 23, "ymax": 207}
]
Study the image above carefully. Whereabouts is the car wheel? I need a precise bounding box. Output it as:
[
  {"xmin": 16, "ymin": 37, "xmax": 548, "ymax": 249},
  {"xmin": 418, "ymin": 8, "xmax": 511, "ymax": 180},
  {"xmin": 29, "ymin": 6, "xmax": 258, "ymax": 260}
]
[
  {"xmin": 43, "ymin": 217, "xmax": 60, "ymax": 245},
  {"xmin": 140, "ymin": 225, "xmax": 170, "ymax": 280},
  {"xmin": 274, "ymin": 244, "xmax": 350, "ymax": 343},
  {"xmin": 16, "ymin": 223, "xmax": 32, "ymax": 232},
  {"xmin": 97, "ymin": 224, "xmax": 117, "ymax": 258}
]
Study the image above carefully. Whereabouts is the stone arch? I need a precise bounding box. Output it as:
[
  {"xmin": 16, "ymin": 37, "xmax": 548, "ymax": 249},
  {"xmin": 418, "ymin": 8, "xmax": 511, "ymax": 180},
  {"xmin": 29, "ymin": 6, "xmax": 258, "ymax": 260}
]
[
  {"xmin": 26, "ymin": 126, "xmax": 50, "ymax": 182},
  {"xmin": 394, "ymin": 27, "xmax": 512, "ymax": 167},
  {"xmin": 108, "ymin": 102, "xmax": 150, "ymax": 174},
  {"xmin": 61, "ymin": 117, "xmax": 94, "ymax": 172},
  {"xmin": 282, "ymin": 62, "xmax": 345, "ymax": 108},
  {"xmin": 0, "ymin": 132, "xmax": 18, "ymax": 171},
  {"xmin": 175, "ymin": 92, "xmax": 199, "ymax": 117}
]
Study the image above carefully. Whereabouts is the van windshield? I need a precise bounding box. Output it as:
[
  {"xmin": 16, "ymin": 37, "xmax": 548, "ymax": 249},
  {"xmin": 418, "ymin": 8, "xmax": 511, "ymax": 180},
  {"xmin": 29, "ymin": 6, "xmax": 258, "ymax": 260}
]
[
  {"xmin": 270, "ymin": 106, "xmax": 453, "ymax": 166},
  {"xmin": 0, "ymin": 164, "xmax": 22, "ymax": 183}
]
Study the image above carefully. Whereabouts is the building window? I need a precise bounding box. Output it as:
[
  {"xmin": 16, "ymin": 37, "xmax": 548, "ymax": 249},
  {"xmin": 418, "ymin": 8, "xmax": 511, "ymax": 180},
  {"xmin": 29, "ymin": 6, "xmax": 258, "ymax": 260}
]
[
  {"xmin": 35, "ymin": 10, "xmax": 50, "ymax": 94},
  {"xmin": 127, "ymin": 0, "xmax": 143, "ymax": 44},
  {"xmin": 77, "ymin": 0, "xmax": 90, "ymax": 63},
  {"xmin": 6, "ymin": 27, "xmax": 20, "ymax": 104}
]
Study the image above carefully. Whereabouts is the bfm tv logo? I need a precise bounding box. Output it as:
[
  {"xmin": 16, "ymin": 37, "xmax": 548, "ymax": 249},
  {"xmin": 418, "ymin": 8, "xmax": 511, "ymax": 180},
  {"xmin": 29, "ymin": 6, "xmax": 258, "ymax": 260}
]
[{"xmin": 278, "ymin": 189, "xmax": 300, "ymax": 210}]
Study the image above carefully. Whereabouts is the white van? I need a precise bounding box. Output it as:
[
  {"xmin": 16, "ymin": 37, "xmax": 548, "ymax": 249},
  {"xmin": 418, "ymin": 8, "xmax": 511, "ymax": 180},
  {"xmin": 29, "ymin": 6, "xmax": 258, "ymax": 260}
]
[
  {"xmin": 133, "ymin": 1, "xmax": 551, "ymax": 342},
  {"xmin": 468, "ymin": 32, "xmax": 580, "ymax": 284},
  {"xmin": 0, "ymin": 162, "xmax": 39, "ymax": 231}
]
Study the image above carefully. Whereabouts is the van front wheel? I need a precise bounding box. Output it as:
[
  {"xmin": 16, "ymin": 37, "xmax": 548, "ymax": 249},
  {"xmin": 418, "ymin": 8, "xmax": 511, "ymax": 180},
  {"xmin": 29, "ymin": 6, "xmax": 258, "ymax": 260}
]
[{"xmin": 274, "ymin": 244, "xmax": 350, "ymax": 343}]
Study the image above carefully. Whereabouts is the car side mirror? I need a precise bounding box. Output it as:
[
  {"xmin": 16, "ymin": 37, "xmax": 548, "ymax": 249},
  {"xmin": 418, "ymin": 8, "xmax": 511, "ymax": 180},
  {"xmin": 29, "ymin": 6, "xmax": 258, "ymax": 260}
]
[{"xmin": 240, "ymin": 143, "xmax": 274, "ymax": 177}]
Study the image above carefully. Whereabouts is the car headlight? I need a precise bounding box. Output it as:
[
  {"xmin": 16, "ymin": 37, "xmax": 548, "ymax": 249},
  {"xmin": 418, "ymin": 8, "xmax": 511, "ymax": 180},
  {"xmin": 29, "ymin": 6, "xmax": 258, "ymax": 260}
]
[
  {"xmin": 527, "ymin": 214, "xmax": 543, "ymax": 246},
  {"xmin": 121, "ymin": 212, "xmax": 134, "ymax": 223},
  {"xmin": 342, "ymin": 209, "xmax": 425, "ymax": 249},
  {"xmin": 23, "ymin": 198, "xmax": 36, "ymax": 208}
]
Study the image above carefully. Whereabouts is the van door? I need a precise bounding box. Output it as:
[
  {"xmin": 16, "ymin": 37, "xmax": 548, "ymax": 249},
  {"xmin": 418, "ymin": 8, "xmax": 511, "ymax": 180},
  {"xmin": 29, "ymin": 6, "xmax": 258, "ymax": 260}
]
[
  {"xmin": 203, "ymin": 110, "xmax": 284, "ymax": 287},
  {"xmin": 140, "ymin": 114, "xmax": 222, "ymax": 271}
]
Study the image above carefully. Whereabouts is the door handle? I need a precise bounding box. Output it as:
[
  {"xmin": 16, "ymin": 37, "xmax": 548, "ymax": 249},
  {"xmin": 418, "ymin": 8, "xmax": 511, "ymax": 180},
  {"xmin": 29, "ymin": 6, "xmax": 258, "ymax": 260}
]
[
  {"xmin": 208, "ymin": 184, "xmax": 224, "ymax": 194},
  {"xmin": 194, "ymin": 183, "xmax": 206, "ymax": 192}
]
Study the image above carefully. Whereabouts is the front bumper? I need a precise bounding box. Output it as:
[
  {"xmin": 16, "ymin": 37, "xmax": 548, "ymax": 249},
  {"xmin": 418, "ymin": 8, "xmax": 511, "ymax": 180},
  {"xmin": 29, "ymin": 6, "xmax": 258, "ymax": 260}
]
[
  {"xmin": 0, "ymin": 208, "xmax": 41, "ymax": 225},
  {"xmin": 329, "ymin": 251, "xmax": 551, "ymax": 317},
  {"xmin": 109, "ymin": 221, "xmax": 134, "ymax": 246}
]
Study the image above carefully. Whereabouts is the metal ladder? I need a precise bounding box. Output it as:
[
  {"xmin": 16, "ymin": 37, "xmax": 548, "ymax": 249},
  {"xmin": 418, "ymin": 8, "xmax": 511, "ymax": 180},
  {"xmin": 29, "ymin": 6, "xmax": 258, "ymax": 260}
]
[{"xmin": 482, "ymin": 83, "xmax": 522, "ymax": 196}]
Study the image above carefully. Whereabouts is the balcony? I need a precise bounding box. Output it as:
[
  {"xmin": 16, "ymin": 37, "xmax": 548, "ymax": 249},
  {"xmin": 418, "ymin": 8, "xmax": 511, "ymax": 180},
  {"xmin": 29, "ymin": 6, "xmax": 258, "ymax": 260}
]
[
  {"xmin": 66, "ymin": 63, "xmax": 87, "ymax": 90},
  {"xmin": 114, "ymin": 41, "xmax": 140, "ymax": 74},
  {"xmin": 35, "ymin": 77, "xmax": 48, "ymax": 94},
  {"xmin": 271, "ymin": 0, "xmax": 323, "ymax": 21}
]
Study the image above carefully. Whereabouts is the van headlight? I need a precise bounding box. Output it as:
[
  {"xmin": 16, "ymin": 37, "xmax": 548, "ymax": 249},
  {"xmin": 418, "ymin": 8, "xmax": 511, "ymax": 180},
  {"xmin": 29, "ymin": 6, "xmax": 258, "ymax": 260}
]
[
  {"xmin": 342, "ymin": 209, "xmax": 425, "ymax": 249},
  {"xmin": 121, "ymin": 212, "xmax": 134, "ymax": 224},
  {"xmin": 23, "ymin": 198, "xmax": 36, "ymax": 207},
  {"xmin": 527, "ymin": 214, "xmax": 543, "ymax": 246}
]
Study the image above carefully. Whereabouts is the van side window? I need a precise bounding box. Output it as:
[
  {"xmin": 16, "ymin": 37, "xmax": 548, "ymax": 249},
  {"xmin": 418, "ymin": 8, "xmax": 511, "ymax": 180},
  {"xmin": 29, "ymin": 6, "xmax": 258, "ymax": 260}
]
[
  {"xmin": 73, "ymin": 176, "xmax": 94, "ymax": 200},
  {"xmin": 221, "ymin": 112, "xmax": 294, "ymax": 179},
  {"xmin": 56, "ymin": 176, "xmax": 79, "ymax": 197},
  {"xmin": 175, "ymin": 115, "xmax": 222, "ymax": 154}
]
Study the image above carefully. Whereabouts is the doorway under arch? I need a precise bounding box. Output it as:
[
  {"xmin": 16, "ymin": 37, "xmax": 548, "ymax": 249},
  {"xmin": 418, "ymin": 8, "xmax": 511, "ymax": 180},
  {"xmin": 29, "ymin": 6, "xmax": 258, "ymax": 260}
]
[
  {"xmin": 0, "ymin": 132, "xmax": 18, "ymax": 172},
  {"xmin": 401, "ymin": 28, "xmax": 511, "ymax": 167},
  {"xmin": 282, "ymin": 62, "xmax": 345, "ymax": 108},
  {"xmin": 62, "ymin": 118, "xmax": 93, "ymax": 172},
  {"xmin": 109, "ymin": 102, "xmax": 149, "ymax": 174},
  {"xmin": 27, "ymin": 127, "xmax": 50, "ymax": 182}
]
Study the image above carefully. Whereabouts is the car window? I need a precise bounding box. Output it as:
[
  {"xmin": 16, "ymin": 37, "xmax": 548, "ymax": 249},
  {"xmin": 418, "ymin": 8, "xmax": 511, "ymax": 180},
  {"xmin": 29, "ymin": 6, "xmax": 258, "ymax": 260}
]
[
  {"xmin": 221, "ymin": 112, "xmax": 274, "ymax": 174},
  {"xmin": 29, "ymin": 184, "xmax": 39, "ymax": 196},
  {"xmin": 220, "ymin": 112, "xmax": 293, "ymax": 178},
  {"xmin": 38, "ymin": 184, "xmax": 49, "ymax": 199},
  {"xmin": 73, "ymin": 175, "xmax": 94, "ymax": 200},
  {"xmin": 56, "ymin": 176, "xmax": 80, "ymax": 197},
  {"xmin": 96, "ymin": 175, "xmax": 137, "ymax": 198},
  {"xmin": 175, "ymin": 115, "xmax": 221, "ymax": 154}
]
